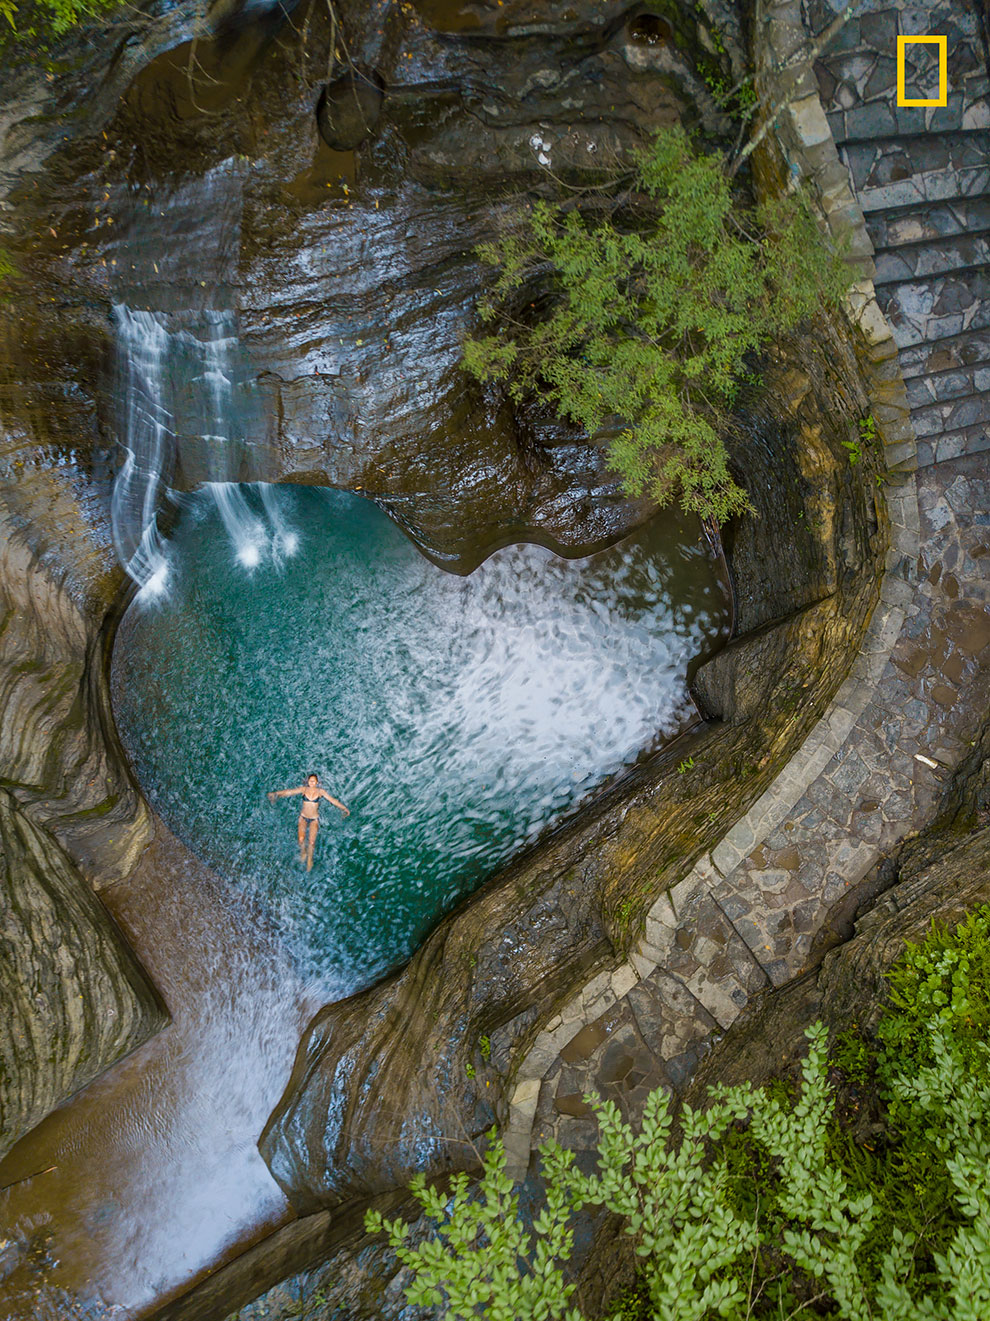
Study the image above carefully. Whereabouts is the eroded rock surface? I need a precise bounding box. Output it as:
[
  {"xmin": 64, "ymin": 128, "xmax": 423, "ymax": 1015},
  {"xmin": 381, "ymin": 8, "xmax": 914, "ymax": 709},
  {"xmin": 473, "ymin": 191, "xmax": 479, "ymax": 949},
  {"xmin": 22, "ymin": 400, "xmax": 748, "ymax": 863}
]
[
  {"xmin": 258, "ymin": 310, "xmax": 884, "ymax": 1214},
  {"xmin": 0, "ymin": 1, "xmax": 890, "ymax": 1315},
  {"xmin": 0, "ymin": 789, "xmax": 167, "ymax": 1161},
  {"xmin": 0, "ymin": 504, "xmax": 163, "ymax": 1165},
  {"xmin": 0, "ymin": 505, "xmax": 151, "ymax": 882}
]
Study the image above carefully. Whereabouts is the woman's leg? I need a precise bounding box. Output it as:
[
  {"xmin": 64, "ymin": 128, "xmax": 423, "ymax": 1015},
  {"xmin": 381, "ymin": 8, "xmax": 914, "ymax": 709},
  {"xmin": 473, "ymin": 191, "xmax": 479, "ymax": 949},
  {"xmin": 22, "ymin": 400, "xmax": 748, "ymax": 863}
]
[
  {"xmin": 298, "ymin": 814, "xmax": 307, "ymax": 861},
  {"xmin": 306, "ymin": 818, "xmax": 319, "ymax": 871}
]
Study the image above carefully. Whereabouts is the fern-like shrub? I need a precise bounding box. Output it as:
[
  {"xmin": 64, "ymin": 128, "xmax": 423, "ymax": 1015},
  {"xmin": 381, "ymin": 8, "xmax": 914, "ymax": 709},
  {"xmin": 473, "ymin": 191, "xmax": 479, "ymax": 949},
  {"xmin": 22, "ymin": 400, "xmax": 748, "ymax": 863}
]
[
  {"xmin": 368, "ymin": 1019, "xmax": 990, "ymax": 1320},
  {"xmin": 462, "ymin": 125, "xmax": 850, "ymax": 524},
  {"xmin": 879, "ymin": 904, "xmax": 990, "ymax": 1080}
]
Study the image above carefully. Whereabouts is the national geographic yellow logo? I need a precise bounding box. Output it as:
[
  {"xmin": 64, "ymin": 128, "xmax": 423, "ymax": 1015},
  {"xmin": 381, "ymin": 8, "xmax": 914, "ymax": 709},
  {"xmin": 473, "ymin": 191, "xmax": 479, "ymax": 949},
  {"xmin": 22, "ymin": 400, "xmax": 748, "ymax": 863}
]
[{"xmin": 896, "ymin": 35, "xmax": 948, "ymax": 107}]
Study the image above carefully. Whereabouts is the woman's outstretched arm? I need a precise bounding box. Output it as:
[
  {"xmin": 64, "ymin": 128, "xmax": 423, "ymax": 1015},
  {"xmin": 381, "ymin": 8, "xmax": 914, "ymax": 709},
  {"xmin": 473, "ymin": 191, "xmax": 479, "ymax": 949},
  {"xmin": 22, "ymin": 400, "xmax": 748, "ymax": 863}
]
[
  {"xmin": 267, "ymin": 786, "xmax": 304, "ymax": 801},
  {"xmin": 321, "ymin": 790, "xmax": 350, "ymax": 816}
]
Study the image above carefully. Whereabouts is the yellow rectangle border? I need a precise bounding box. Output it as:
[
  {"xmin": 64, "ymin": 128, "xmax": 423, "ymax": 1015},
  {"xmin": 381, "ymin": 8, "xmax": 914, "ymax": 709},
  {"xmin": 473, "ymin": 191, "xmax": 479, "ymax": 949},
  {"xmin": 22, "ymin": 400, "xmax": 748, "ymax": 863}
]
[{"xmin": 897, "ymin": 35, "xmax": 948, "ymax": 107}]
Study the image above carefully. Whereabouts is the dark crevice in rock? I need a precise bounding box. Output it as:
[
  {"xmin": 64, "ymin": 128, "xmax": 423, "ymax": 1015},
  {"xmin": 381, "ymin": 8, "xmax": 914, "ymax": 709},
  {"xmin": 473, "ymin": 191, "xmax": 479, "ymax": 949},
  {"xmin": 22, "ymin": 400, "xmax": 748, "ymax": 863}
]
[{"xmin": 316, "ymin": 67, "xmax": 386, "ymax": 151}]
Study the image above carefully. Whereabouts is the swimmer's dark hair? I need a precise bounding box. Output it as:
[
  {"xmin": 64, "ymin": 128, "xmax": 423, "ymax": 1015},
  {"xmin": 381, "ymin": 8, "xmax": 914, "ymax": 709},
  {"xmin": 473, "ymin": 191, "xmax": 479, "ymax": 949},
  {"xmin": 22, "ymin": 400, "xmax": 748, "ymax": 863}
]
[{"xmin": 307, "ymin": 772, "xmax": 319, "ymax": 782}]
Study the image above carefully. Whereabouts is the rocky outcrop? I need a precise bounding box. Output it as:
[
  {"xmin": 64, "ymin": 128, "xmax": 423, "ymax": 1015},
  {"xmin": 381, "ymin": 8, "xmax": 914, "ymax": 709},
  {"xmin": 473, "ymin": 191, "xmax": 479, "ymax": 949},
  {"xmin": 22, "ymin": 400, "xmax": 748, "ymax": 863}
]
[
  {"xmin": 0, "ymin": 788, "xmax": 167, "ymax": 1161},
  {"xmin": 0, "ymin": 506, "xmax": 151, "ymax": 884},
  {"xmin": 0, "ymin": 500, "xmax": 164, "ymax": 1163},
  {"xmin": 0, "ymin": 0, "xmax": 894, "ymax": 1315},
  {"xmin": 258, "ymin": 307, "xmax": 884, "ymax": 1213}
]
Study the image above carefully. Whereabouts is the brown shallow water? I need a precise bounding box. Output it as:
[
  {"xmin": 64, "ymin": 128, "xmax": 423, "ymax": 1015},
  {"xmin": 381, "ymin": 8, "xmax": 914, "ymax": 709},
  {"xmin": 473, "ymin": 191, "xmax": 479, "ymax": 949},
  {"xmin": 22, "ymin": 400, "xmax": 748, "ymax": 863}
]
[{"xmin": 0, "ymin": 822, "xmax": 317, "ymax": 1319}]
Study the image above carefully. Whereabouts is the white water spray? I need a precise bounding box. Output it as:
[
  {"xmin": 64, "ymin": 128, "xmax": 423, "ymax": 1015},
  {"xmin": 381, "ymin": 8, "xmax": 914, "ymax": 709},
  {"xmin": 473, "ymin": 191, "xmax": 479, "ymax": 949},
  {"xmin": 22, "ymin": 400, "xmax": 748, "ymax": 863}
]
[
  {"xmin": 112, "ymin": 305, "xmax": 295, "ymax": 587},
  {"xmin": 112, "ymin": 308, "xmax": 173, "ymax": 588},
  {"xmin": 195, "ymin": 314, "xmax": 273, "ymax": 567},
  {"xmin": 260, "ymin": 482, "xmax": 300, "ymax": 559}
]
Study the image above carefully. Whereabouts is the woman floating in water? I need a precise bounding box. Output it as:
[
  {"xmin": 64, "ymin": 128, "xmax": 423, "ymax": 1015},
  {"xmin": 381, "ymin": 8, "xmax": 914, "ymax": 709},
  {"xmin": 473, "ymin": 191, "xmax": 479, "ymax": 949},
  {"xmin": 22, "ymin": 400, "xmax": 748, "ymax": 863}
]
[{"xmin": 268, "ymin": 773, "xmax": 349, "ymax": 870}]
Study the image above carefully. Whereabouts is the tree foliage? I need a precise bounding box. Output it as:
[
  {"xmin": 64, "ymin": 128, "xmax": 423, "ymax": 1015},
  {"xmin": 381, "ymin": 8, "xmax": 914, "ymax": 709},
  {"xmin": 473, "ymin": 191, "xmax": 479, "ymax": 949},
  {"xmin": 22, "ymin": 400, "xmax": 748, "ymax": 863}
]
[
  {"xmin": 367, "ymin": 909, "xmax": 990, "ymax": 1320},
  {"xmin": 0, "ymin": 0, "xmax": 119, "ymax": 42},
  {"xmin": 463, "ymin": 126, "xmax": 850, "ymax": 524},
  {"xmin": 879, "ymin": 905, "xmax": 990, "ymax": 1080}
]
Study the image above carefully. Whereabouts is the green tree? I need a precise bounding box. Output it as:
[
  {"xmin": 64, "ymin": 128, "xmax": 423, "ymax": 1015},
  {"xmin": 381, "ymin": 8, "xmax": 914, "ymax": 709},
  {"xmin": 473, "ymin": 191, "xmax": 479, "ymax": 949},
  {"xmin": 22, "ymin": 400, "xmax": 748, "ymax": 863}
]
[
  {"xmin": 463, "ymin": 126, "xmax": 850, "ymax": 524},
  {"xmin": 367, "ymin": 1021, "xmax": 990, "ymax": 1319}
]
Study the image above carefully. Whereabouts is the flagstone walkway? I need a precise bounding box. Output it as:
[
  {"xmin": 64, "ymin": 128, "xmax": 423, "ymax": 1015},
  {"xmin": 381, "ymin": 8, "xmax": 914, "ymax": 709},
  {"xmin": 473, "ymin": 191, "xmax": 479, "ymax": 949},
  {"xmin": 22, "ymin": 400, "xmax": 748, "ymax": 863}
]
[{"xmin": 506, "ymin": 0, "xmax": 990, "ymax": 1170}]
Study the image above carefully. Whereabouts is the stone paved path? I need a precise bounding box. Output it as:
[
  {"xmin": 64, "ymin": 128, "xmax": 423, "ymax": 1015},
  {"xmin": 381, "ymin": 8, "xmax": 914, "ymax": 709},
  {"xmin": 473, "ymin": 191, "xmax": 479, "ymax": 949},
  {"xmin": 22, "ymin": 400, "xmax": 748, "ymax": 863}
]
[
  {"xmin": 513, "ymin": 0, "xmax": 990, "ymax": 1165},
  {"xmin": 813, "ymin": 0, "xmax": 990, "ymax": 467}
]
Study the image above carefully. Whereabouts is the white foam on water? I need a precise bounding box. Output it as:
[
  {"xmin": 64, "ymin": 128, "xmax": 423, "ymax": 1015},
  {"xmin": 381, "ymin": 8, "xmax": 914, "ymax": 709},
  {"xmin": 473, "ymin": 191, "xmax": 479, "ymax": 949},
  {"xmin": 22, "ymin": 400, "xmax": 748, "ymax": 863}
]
[{"xmin": 112, "ymin": 306, "xmax": 291, "ymax": 589}]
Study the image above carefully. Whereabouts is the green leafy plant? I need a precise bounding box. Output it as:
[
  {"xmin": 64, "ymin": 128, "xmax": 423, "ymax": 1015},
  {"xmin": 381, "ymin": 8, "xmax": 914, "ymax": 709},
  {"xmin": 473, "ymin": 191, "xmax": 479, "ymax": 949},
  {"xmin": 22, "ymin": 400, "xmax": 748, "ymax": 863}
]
[
  {"xmin": 859, "ymin": 414, "xmax": 878, "ymax": 444},
  {"xmin": 830, "ymin": 1026, "xmax": 871, "ymax": 1088},
  {"xmin": 843, "ymin": 414, "xmax": 877, "ymax": 467},
  {"xmin": 479, "ymin": 1035, "xmax": 492, "ymax": 1062},
  {"xmin": 0, "ymin": 0, "xmax": 119, "ymax": 43},
  {"xmin": 0, "ymin": 246, "xmax": 18, "ymax": 301},
  {"xmin": 464, "ymin": 125, "xmax": 850, "ymax": 523},
  {"xmin": 369, "ymin": 909, "xmax": 990, "ymax": 1321},
  {"xmin": 366, "ymin": 1142, "xmax": 584, "ymax": 1320},
  {"xmin": 880, "ymin": 905, "xmax": 990, "ymax": 1084},
  {"xmin": 677, "ymin": 756, "xmax": 695, "ymax": 774}
]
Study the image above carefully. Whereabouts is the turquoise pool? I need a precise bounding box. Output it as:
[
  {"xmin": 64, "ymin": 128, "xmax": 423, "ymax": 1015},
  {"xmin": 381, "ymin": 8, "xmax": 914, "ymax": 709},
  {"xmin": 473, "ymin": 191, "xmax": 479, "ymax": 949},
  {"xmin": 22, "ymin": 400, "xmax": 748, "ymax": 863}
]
[{"xmin": 112, "ymin": 484, "xmax": 729, "ymax": 994}]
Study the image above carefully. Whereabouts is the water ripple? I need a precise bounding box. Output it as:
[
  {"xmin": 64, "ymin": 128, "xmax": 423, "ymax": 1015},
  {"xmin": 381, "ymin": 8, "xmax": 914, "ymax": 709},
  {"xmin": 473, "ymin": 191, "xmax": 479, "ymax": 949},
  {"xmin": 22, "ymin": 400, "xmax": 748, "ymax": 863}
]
[{"xmin": 112, "ymin": 484, "xmax": 728, "ymax": 994}]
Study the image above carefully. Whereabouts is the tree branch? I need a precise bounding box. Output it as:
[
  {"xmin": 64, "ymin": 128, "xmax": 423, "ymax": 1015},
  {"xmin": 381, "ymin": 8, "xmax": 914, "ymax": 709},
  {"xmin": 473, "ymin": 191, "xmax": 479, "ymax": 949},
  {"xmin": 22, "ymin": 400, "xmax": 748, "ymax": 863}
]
[{"xmin": 729, "ymin": 1, "xmax": 858, "ymax": 178}]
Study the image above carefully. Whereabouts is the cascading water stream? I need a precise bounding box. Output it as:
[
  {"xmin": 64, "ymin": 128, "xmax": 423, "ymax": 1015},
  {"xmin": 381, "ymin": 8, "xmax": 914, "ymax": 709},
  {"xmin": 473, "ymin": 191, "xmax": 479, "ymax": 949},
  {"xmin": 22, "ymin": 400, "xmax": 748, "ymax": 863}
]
[
  {"xmin": 111, "ymin": 304, "xmax": 294, "ymax": 588},
  {"xmin": 195, "ymin": 313, "xmax": 272, "ymax": 567},
  {"xmin": 110, "ymin": 306, "xmax": 173, "ymax": 592}
]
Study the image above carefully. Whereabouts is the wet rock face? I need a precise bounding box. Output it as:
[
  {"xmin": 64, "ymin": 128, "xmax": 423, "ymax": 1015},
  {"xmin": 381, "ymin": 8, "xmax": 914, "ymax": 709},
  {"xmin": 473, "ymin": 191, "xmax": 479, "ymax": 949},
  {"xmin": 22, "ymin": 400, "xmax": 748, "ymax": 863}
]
[
  {"xmin": 0, "ymin": 789, "xmax": 167, "ymax": 1162},
  {"xmin": 0, "ymin": 501, "xmax": 152, "ymax": 882},
  {"xmin": 258, "ymin": 313, "xmax": 884, "ymax": 1217},
  {"xmin": 1, "ymin": 0, "xmax": 732, "ymax": 569},
  {"xmin": 0, "ymin": 506, "xmax": 162, "ymax": 1164},
  {"xmin": 316, "ymin": 70, "xmax": 385, "ymax": 152}
]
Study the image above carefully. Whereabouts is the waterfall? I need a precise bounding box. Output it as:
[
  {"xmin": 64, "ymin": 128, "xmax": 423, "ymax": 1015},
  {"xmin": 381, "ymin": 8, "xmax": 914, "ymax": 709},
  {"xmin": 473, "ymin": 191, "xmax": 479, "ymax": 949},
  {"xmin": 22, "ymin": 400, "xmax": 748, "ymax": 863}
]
[
  {"xmin": 111, "ymin": 308, "xmax": 174, "ymax": 593},
  {"xmin": 112, "ymin": 305, "xmax": 295, "ymax": 590},
  {"xmin": 260, "ymin": 482, "xmax": 300, "ymax": 558},
  {"xmin": 194, "ymin": 313, "xmax": 269, "ymax": 568}
]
